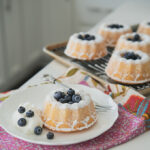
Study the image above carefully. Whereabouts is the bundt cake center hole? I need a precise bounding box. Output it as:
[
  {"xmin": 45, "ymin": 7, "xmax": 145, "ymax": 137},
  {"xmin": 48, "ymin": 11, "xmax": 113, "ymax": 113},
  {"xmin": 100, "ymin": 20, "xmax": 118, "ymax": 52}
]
[
  {"xmin": 78, "ymin": 34, "xmax": 95, "ymax": 41},
  {"xmin": 127, "ymin": 34, "xmax": 142, "ymax": 42},
  {"xmin": 107, "ymin": 24, "xmax": 124, "ymax": 29},
  {"xmin": 122, "ymin": 52, "xmax": 141, "ymax": 60}
]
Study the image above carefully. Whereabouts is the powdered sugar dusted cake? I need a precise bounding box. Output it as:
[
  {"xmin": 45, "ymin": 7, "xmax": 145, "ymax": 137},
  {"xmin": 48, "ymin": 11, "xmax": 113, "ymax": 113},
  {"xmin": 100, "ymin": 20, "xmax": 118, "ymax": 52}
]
[
  {"xmin": 43, "ymin": 88, "xmax": 97, "ymax": 132},
  {"xmin": 98, "ymin": 23, "xmax": 132, "ymax": 47},
  {"xmin": 138, "ymin": 21, "xmax": 150, "ymax": 36},
  {"xmin": 115, "ymin": 33, "xmax": 150, "ymax": 55},
  {"xmin": 64, "ymin": 32, "xmax": 107, "ymax": 60},
  {"xmin": 105, "ymin": 49, "xmax": 150, "ymax": 84}
]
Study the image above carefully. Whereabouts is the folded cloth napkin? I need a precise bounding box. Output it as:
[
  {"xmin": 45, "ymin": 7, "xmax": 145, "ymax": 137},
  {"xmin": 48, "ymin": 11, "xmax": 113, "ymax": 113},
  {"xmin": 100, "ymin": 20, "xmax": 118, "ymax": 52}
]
[{"xmin": 0, "ymin": 67, "xmax": 150, "ymax": 150}]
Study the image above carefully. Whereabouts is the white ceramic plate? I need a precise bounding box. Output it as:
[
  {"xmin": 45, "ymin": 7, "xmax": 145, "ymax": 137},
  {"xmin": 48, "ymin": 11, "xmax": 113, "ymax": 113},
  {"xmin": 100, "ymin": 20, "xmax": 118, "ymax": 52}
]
[{"xmin": 0, "ymin": 84, "xmax": 118, "ymax": 145}]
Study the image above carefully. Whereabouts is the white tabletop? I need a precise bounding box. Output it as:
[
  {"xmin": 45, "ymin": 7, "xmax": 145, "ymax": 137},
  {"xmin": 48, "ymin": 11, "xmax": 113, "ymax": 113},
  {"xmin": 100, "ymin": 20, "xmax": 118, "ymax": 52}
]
[{"xmin": 21, "ymin": 1, "xmax": 150, "ymax": 149}]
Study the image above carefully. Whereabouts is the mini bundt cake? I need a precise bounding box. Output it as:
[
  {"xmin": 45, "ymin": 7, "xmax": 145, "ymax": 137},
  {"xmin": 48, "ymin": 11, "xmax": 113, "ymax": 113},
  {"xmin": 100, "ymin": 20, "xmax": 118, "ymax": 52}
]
[
  {"xmin": 138, "ymin": 21, "xmax": 150, "ymax": 36},
  {"xmin": 43, "ymin": 88, "xmax": 97, "ymax": 132},
  {"xmin": 64, "ymin": 32, "xmax": 107, "ymax": 60},
  {"xmin": 98, "ymin": 23, "xmax": 132, "ymax": 47},
  {"xmin": 115, "ymin": 33, "xmax": 150, "ymax": 54},
  {"xmin": 105, "ymin": 50, "xmax": 150, "ymax": 84}
]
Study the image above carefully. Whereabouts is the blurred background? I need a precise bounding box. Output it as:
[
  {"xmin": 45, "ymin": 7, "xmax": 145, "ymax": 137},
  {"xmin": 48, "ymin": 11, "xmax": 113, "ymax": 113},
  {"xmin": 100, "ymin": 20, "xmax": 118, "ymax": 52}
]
[{"xmin": 0, "ymin": 0, "xmax": 148, "ymax": 92}]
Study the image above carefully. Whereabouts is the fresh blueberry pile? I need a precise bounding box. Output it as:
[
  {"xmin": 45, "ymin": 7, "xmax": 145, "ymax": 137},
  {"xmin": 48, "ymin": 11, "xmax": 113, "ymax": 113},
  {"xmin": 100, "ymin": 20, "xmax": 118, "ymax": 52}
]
[
  {"xmin": 123, "ymin": 52, "xmax": 141, "ymax": 60},
  {"xmin": 127, "ymin": 34, "xmax": 142, "ymax": 42},
  {"xmin": 17, "ymin": 105, "xmax": 54, "ymax": 139},
  {"xmin": 78, "ymin": 34, "xmax": 95, "ymax": 41},
  {"xmin": 107, "ymin": 24, "xmax": 123, "ymax": 29},
  {"xmin": 54, "ymin": 88, "xmax": 82, "ymax": 104}
]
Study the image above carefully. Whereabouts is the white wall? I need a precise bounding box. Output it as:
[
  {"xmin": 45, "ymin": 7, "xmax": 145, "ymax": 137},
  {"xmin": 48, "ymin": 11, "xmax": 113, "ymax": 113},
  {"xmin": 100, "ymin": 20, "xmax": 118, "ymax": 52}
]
[
  {"xmin": 21, "ymin": 0, "xmax": 43, "ymax": 66},
  {"xmin": 0, "ymin": 0, "xmax": 6, "ymax": 88},
  {"xmin": 0, "ymin": 0, "xmax": 73, "ymax": 91},
  {"xmin": 0, "ymin": 24, "xmax": 5, "ymax": 88},
  {"xmin": 72, "ymin": 0, "xmax": 129, "ymax": 32},
  {"xmin": 42, "ymin": 0, "xmax": 72, "ymax": 46}
]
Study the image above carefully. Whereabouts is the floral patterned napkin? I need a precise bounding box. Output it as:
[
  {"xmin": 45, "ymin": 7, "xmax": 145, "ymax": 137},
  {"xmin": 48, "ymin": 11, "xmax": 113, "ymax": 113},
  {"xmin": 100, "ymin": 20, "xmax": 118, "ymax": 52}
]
[{"xmin": 0, "ymin": 67, "xmax": 150, "ymax": 150}]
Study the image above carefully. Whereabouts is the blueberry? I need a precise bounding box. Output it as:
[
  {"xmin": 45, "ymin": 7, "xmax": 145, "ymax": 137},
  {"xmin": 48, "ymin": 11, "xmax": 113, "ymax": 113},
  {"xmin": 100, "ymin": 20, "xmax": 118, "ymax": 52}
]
[
  {"xmin": 127, "ymin": 34, "xmax": 142, "ymax": 42},
  {"xmin": 86, "ymin": 37, "xmax": 92, "ymax": 41},
  {"xmin": 72, "ymin": 94, "xmax": 81, "ymax": 103},
  {"xmin": 108, "ymin": 24, "xmax": 114, "ymax": 28},
  {"xmin": 91, "ymin": 35, "xmax": 95, "ymax": 40},
  {"xmin": 64, "ymin": 95, "xmax": 72, "ymax": 102},
  {"xmin": 34, "ymin": 126, "xmax": 43, "ymax": 135},
  {"xmin": 68, "ymin": 101, "xmax": 74, "ymax": 104},
  {"xmin": 61, "ymin": 92, "xmax": 65, "ymax": 98},
  {"xmin": 26, "ymin": 110, "xmax": 34, "ymax": 117},
  {"xmin": 54, "ymin": 91, "xmax": 64, "ymax": 100},
  {"xmin": 67, "ymin": 88, "xmax": 75, "ymax": 96},
  {"xmin": 119, "ymin": 25, "xmax": 123, "ymax": 28},
  {"xmin": 78, "ymin": 34, "xmax": 95, "ymax": 41},
  {"xmin": 134, "ymin": 54, "xmax": 141, "ymax": 60},
  {"xmin": 78, "ymin": 34, "xmax": 84, "ymax": 40},
  {"xmin": 134, "ymin": 34, "xmax": 141, "ymax": 41},
  {"xmin": 47, "ymin": 132, "xmax": 54, "ymax": 139},
  {"xmin": 123, "ymin": 53, "xmax": 129, "ymax": 59},
  {"xmin": 84, "ymin": 34, "xmax": 95, "ymax": 41},
  {"xmin": 127, "ymin": 38, "xmax": 133, "ymax": 41},
  {"xmin": 108, "ymin": 24, "xmax": 123, "ymax": 29},
  {"xmin": 123, "ymin": 52, "xmax": 141, "ymax": 60},
  {"xmin": 84, "ymin": 34, "xmax": 90, "ymax": 39},
  {"xmin": 18, "ymin": 106, "xmax": 25, "ymax": 113},
  {"xmin": 59, "ymin": 98, "xmax": 68, "ymax": 103},
  {"xmin": 124, "ymin": 52, "xmax": 134, "ymax": 59},
  {"xmin": 18, "ymin": 118, "xmax": 27, "ymax": 127}
]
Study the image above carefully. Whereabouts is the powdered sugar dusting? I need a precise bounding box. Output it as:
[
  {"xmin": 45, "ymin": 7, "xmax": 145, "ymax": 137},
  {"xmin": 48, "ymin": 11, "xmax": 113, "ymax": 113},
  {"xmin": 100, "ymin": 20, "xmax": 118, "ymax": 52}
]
[
  {"xmin": 118, "ymin": 32, "xmax": 150, "ymax": 46},
  {"xmin": 99, "ymin": 23, "xmax": 131, "ymax": 33},
  {"xmin": 113, "ymin": 49, "xmax": 149, "ymax": 64},
  {"xmin": 70, "ymin": 32, "xmax": 103, "ymax": 44},
  {"xmin": 64, "ymin": 32, "xmax": 107, "ymax": 60},
  {"xmin": 106, "ymin": 49, "xmax": 150, "ymax": 84},
  {"xmin": 140, "ymin": 21, "xmax": 150, "ymax": 29},
  {"xmin": 44, "ymin": 114, "xmax": 97, "ymax": 132}
]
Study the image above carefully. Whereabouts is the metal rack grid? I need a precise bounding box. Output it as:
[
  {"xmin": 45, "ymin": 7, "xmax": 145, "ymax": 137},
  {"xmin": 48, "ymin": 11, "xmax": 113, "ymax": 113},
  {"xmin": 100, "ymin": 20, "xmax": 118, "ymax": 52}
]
[{"xmin": 51, "ymin": 45, "xmax": 150, "ymax": 92}]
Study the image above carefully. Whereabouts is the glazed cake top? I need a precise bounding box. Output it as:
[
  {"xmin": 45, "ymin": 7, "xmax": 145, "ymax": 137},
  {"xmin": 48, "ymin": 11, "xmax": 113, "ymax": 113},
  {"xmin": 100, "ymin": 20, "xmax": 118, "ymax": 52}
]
[
  {"xmin": 69, "ymin": 32, "xmax": 104, "ymax": 44},
  {"xmin": 99, "ymin": 23, "xmax": 131, "ymax": 32},
  {"xmin": 45, "ymin": 88, "xmax": 92, "ymax": 110},
  {"xmin": 112, "ymin": 49, "xmax": 150, "ymax": 64},
  {"xmin": 119, "ymin": 32, "xmax": 150, "ymax": 45}
]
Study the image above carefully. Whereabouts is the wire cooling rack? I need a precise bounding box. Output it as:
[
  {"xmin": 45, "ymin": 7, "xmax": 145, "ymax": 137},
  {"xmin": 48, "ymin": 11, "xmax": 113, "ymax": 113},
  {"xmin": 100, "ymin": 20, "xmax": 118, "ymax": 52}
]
[{"xmin": 44, "ymin": 43, "xmax": 150, "ymax": 95}]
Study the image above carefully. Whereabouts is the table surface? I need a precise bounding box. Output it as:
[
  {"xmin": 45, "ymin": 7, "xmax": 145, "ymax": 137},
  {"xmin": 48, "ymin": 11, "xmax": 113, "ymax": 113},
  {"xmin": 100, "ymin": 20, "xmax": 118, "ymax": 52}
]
[{"xmin": 21, "ymin": 1, "xmax": 150, "ymax": 149}]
